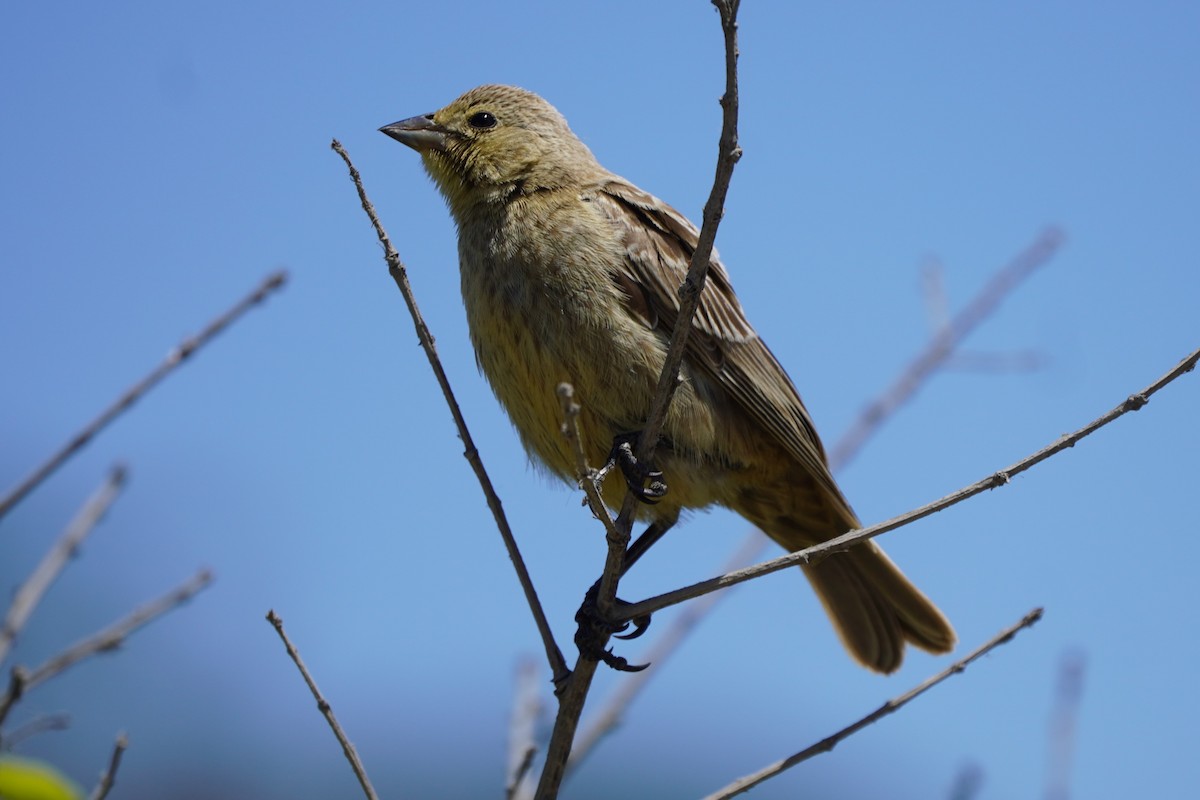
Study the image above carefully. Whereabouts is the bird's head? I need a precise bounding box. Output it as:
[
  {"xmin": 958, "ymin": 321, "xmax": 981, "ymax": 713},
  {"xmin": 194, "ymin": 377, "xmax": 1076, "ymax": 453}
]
[{"xmin": 381, "ymin": 85, "xmax": 599, "ymax": 217}]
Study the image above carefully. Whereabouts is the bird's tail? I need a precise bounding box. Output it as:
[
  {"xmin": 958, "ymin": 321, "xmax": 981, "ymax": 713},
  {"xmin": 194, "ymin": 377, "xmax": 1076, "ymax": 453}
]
[{"xmin": 763, "ymin": 521, "xmax": 956, "ymax": 673}]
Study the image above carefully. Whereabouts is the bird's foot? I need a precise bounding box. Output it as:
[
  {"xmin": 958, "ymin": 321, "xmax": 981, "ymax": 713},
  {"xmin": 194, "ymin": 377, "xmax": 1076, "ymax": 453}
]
[
  {"xmin": 594, "ymin": 432, "xmax": 667, "ymax": 505},
  {"xmin": 574, "ymin": 581, "xmax": 651, "ymax": 672}
]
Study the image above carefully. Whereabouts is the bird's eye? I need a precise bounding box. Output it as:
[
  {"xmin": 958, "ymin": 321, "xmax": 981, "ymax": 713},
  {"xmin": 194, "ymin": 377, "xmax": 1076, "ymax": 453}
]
[{"xmin": 468, "ymin": 111, "xmax": 498, "ymax": 130}]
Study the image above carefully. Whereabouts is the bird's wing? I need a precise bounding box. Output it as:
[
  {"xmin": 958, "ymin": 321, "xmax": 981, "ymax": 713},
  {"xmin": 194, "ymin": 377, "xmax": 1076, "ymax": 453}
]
[{"xmin": 593, "ymin": 178, "xmax": 857, "ymax": 523}]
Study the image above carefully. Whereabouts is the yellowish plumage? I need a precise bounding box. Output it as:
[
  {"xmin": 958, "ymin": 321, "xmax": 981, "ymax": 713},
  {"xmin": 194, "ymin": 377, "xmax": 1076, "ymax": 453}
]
[{"xmin": 382, "ymin": 85, "xmax": 955, "ymax": 673}]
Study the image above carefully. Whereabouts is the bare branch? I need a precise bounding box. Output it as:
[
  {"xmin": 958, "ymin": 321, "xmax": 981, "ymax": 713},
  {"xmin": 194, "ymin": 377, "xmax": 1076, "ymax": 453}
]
[
  {"xmin": 557, "ymin": 384, "xmax": 622, "ymax": 545},
  {"xmin": 266, "ymin": 610, "xmax": 379, "ymax": 800},
  {"xmin": 829, "ymin": 227, "xmax": 1062, "ymax": 471},
  {"xmin": 619, "ymin": 344, "xmax": 1200, "ymax": 622},
  {"xmin": 535, "ymin": 5, "xmax": 743, "ymax": 798},
  {"xmin": 88, "ymin": 732, "xmax": 128, "ymax": 800},
  {"xmin": 1, "ymin": 465, "xmax": 128, "ymax": 666},
  {"xmin": 0, "ymin": 569, "xmax": 213, "ymax": 726},
  {"xmin": 0, "ymin": 712, "xmax": 71, "ymax": 749},
  {"xmin": 332, "ymin": 139, "xmax": 568, "ymax": 687},
  {"xmin": 506, "ymin": 658, "xmax": 542, "ymax": 800},
  {"xmin": 0, "ymin": 272, "xmax": 287, "ymax": 521},
  {"xmin": 702, "ymin": 608, "xmax": 1044, "ymax": 800}
]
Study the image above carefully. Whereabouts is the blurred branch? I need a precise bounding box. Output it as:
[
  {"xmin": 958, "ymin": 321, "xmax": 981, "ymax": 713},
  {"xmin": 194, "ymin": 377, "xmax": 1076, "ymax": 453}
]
[
  {"xmin": 0, "ymin": 569, "xmax": 213, "ymax": 727},
  {"xmin": 0, "ymin": 271, "xmax": 287, "ymax": 522},
  {"xmin": 1045, "ymin": 649, "xmax": 1086, "ymax": 800},
  {"xmin": 702, "ymin": 608, "xmax": 1044, "ymax": 799},
  {"xmin": 266, "ymin": 610, "xmax": 378, "ymax": 800},
  {"xmin": 0, "ymin": 712, "xmax": 71, "ymax": 749},
  {"xmin": 506, "ymin": 658, "xmax": 542, "ymax": 800},
  {"xmin": 536, "ymin": 4, "xmax": 742, "ymax": 798},
  {"xmin": 0, "ymin": 465, "xmax": 128, "ymax": 666},
  {"xmin": 828, "ymin": 227, "xmax": 1062, "ymax": 471},
  {"xmin": 88, "ymin": 732, "xmax": 127, "ymax": 800},
  {"xmin": 948, "ymin": 763, "xmax": 985, "ymax": 800},
  {"xmin": 619, "ymin": 344, "xmax": 1200, "ymax": 622},
  {"xmin": 332, "ymin": 139, "xmax": 568, "ymax": 687}
]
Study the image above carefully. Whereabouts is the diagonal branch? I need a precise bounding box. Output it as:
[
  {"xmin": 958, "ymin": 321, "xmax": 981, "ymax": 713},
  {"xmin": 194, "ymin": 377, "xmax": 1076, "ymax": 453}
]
[
  {"xmin": 702, "ymin": 608, "xmax": 1044, "ymax": 799},
  {"xmin": 829, "ymin": 227, "xmax": 1063, "ymax": 471},
  {"xmin": 0, "ymin": 569, "xmax": 213, "ymax": 727},
  {"xmin": 618, "ymin": 344, "xmax": 1200, "ymax": 623},
  {"xmin": 0, "ymin": 272, "xmax": 287, "ymax": 522},
  {"xmin": 88, "ymin": 733, "xmax": 128, "ymax": 800},
  {"xmin": 266, "ymin": 610, "xmax": 379, "ymax": 800},
  {"xmin": 1, "ymin": 465, "xmax": 128, "ymax": 666},
  {"xmin": 331, "ymin": 140, "xmax": 568, "ymax": 687}
]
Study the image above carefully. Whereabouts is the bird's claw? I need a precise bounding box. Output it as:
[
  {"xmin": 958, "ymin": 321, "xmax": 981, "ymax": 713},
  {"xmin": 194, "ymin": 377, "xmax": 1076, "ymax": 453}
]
[
  {"xmin": 613, "ymin": 612, "xmax": 652, "ymax": 640},
  {"xmin": 598, "ymin": 433, "xmax": 668, "ymax": 505},
  {"xmin": 575, "ymin": 582, "xmax": 651, "ymax": 672}
]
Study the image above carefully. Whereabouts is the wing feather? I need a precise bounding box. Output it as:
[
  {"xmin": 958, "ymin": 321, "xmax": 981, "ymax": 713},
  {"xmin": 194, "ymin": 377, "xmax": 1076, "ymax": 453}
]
[{"xmin": 593, "ymin": 178, "xmax": 857, "ymax": 524}]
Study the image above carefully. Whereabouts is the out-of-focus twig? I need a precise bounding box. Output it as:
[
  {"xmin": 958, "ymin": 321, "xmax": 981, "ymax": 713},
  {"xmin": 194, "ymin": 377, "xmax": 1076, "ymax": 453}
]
[
  {"xmin": 828, "ymin": 227, "xmax": 1062, "ymax": 471},
  {"xmin": 0, "ymin": 712, "xmax": 71, "ymax": 749},
  {"xmin": 0, "ymin": 569, "xmax": 213, "ymax": 727},
  {"xmin": 536, "ymin": 5, "xmax": 742, "ymax": 798},
  {"xmin": 1045, "ymin": 649, "xmax": 1086, "ymax": 800},
  {"xmin": 702, "ymin": 608, "xmax": 1044, "ymax": 799},
  {"xmin": 332, "ymin": 138, "xmax": 568, "ymax": 689},
  {"xmin": 0, "ymin": 465, "xmax": 128, "ymax": 666},
  {"xmin": 619, "ymin": 344, "xmax": 1200, "ymax": 622},
  {"xmin": 0, "ymin": 271, "xmax": 287, "ymax": 521},
  {"xmin": 948, "ymin": 763, "xmax": 985, "ymax": 800},
  {"xmin": 266, "ymin": 610, "xmax": 379, "ymax": 800},
  {"xmin": 88, "ymin": 732, "xmax": 128, "ymax": 800},
  {"xmin": 506, "ymin": 658, "xmax": 542, "ymax": 800}
]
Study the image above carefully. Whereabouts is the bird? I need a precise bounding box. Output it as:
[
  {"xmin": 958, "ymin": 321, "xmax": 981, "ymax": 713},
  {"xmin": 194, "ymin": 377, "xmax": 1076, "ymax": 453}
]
[{"xmin": 380, "ymin": 84, "xmax": 955, "ymax": 673}]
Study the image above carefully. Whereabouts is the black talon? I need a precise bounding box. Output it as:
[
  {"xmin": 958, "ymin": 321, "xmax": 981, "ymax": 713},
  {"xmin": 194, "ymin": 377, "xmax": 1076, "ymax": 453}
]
[
  {"xmin": 613, "ymin": 613, "xmax": 652, "ymax": 640},
  {"xmin": 599, "ymin": 432, "xmax": 668, "ymax": 504},
  {"xmin": 575, "ymin": 581, "xmax": 651, "ymax": 673}
]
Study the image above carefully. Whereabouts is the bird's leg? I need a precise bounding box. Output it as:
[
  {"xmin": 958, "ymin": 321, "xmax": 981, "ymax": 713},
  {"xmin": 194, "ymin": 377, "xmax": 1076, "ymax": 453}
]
[
  {"xmin": 593, "ymin": 431, "xmax": 668, "ymax": 504},
  {"xmin": 574, "ymin": 517, "xmax": 678, "ymax": 671}
]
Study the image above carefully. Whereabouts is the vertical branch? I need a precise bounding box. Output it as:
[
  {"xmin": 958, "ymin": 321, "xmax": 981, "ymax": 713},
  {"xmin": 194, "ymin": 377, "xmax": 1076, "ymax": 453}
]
[
  {"xmin": 88, "ymin": 733, "xmax": 128, "ymax": 800},
  {"xmin": 534, "ymin": 3, "xmax": 742, "ymax": 798},
  {"xmin": 1044, "ymin": 650, "xmax": 1086, "ymax": 800}
]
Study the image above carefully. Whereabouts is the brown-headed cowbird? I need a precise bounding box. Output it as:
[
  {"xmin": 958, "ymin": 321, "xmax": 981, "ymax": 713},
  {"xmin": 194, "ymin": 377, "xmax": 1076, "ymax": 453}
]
[{"xmin": 381, "ymin": 85, "xmax": 954, "ymax": 673}]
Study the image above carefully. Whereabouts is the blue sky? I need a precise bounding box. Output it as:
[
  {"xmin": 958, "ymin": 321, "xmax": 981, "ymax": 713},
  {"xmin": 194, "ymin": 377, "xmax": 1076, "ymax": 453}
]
[{"xmin": 2, "ymin": 2, "xmax": 1198, "ymax": 798}]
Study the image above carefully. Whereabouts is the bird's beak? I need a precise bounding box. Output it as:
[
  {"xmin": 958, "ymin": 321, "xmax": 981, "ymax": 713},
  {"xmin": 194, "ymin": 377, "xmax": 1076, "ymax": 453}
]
[{"xmin": 380, "ymin": 114, "xmax": 449, "ymax": 153}]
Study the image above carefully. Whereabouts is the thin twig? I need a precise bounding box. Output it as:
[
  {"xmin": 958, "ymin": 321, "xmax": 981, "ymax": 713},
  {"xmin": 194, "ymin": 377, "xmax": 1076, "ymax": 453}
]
[
  {"xmin": 0, "ymin": 569, "xmax": 213, "ymax": 726},
  {"xmin": 0, "ymin": 712, "xmax": 71, "ymax": 749},
  {"xmin": 556, "ymin": 384, "xmax": 621, "ymax": 543},
  {"xmin": 535, "ymin": 5, "xmax": 743, "ymax": 798},
  {"xmin": 828, "ymin": 227, "xmax": 1062, "ymax": 471},
  {"xmin": 569, "ymin": 228, "xmax": 1061, "ymax": 764},
  {"xmin": 0, "ymin": 272, "xmax": 287, "ymax": 521},
  {"xmin": 0, "ymin": 465, "xmax": 128, "ymax": 666},
  {"xmin": 506, "ymin": 658, "xmax": 542, "ymax": 800},
  {"xmin": 702, "ymin": 608, "xmax": 1044, "ymax": 800},
  {"xmin": 619, "ymin": 345, "xmax": 1200, "ymax": 623},
  {"xmin": 332, "ymin": 139, "xmax": 568, "ymax": 688},
  {"xmin": 88, "ymin": 732, "xmax": 128, "ymax": 800},
  {"xmin": 266, "ymin": 610, "xmax": 379, "ymax": 800}
]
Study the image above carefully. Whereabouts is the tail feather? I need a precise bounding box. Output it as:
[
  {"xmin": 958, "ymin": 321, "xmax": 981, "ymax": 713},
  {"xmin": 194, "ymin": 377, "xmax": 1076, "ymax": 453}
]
[{"xmin": 801, "ymin": 541, "xmax": 955, "ymax": 673}]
